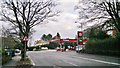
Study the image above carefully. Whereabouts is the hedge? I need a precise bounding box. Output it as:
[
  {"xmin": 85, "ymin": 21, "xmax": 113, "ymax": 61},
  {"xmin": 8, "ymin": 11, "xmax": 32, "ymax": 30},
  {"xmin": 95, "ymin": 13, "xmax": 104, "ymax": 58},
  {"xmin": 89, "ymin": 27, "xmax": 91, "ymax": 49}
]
[
  {"xmin": 48, "ymin": 42, "xmax": 59, "ymax": 49},
  {"xmin": 85, "ymin": 38, "xmax": 120, "ymax": 57},
  {"xmin": 2, "ymin": 49, "xmax": 12, "ymax": 65}
]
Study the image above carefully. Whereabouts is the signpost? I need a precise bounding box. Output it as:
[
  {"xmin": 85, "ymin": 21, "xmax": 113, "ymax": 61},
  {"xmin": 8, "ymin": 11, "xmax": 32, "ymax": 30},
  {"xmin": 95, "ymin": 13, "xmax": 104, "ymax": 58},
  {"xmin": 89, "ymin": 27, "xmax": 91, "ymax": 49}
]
[
  {"xmin": 23, "ymin": 36, "xmax": 28, "ymax": 42},
  {"xmin": 22, "ymin": 36, "xmax": 28, "ymax": 60}
]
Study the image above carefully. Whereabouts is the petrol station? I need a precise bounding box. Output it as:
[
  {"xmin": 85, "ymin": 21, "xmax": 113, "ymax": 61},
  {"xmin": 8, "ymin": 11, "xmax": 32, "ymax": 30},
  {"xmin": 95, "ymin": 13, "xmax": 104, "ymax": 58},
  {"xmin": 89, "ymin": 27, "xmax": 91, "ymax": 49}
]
[{"xmin": 49, "ymin": 31, "xmax": 87, "ymax": 52}]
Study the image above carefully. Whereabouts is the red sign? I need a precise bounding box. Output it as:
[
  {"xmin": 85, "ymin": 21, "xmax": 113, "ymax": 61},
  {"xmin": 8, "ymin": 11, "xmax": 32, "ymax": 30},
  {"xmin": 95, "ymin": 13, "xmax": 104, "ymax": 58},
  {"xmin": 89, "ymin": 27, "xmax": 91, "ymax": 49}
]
[
  {"xmin": 83, "ymin": 39, "xmax": 87, "ymax": 43},
  {"xmin": 69, "ymin": 39, "xmax": 77, "ymax": 42},
  {"xmin": 60, "ymin": 39, "xmax": 77, "ymax": 43},
  {"xmin": 23, "ymin": 36, "xmax": 28, "ymax": 41},
  {"xmin": 50, "ymin": 39, "xmax": 87, "ymax": 43}
]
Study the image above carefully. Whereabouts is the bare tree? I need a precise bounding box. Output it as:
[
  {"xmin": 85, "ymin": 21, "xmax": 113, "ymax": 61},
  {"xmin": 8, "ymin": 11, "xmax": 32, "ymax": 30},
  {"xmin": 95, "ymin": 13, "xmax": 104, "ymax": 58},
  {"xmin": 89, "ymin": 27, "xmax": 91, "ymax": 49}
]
[
  {"xmin": 102, "ymin": 0, "xmax": 120, "ymax": 32},
  {"xmin": 1, "ymin": 0, "xmax": 59, "ymax": 60},
  {"xmin": 75, "ymin": 0, "xmax": 120, "ymax": 32},
  {"xmin": 74, "ymin": 0, "xmax": 109, "ymax": 29}
]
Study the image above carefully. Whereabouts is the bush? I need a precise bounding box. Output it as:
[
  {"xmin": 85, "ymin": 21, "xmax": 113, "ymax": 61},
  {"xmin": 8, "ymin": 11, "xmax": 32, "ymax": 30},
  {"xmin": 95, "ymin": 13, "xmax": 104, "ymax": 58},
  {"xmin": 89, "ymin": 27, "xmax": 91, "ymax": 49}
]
[
  {"xmin": 41, "ymin": 44, "xmax": 48, "ymax": 47},
  {"xmin": 85, "ymin": 38, "xmax": 120, "ymax": 57},
  {"xmin": 28, "ymin": 47, "xmax": 35, "ymax": 51},
  {"xmin": 2, "ymin": 55, "xmax": 12, "ymax": 65},
  {"xmin": 2, "ymin": 49, "xmax": 12, "ymax": 65},
  {"xmin": 116, "ymin": 32, "xmax": 120, "ymax": 40},
  {"xmin": 28, "ymin": 46, "xmax": 42, "ymax": 51},
  {"xmin": 47, "ymin": 42, "xmax": 59, "ymax": 49}
]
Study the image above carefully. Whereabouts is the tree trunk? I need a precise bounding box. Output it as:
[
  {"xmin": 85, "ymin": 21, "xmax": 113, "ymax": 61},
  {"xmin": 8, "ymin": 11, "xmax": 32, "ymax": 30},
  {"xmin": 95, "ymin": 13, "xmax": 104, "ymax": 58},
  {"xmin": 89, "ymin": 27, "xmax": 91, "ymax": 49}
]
[{"xmin": 21, "ymin": 40, "xmax": 28, "ymax": 61}]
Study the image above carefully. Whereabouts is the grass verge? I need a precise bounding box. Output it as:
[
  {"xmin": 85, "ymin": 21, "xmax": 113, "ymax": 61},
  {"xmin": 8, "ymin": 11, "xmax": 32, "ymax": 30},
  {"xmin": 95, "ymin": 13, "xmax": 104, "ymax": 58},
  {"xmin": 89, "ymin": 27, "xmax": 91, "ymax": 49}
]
[{"xmin": 16, "ymin": 56, "xmax": 33, "ymax": 68}]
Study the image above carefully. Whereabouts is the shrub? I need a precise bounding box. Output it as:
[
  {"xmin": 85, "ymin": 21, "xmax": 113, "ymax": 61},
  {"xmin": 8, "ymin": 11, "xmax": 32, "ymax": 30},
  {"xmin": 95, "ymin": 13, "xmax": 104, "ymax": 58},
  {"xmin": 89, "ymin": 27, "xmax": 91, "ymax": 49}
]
[
  {"xmin": 2, "ymin": 49, "xmax": 12, "ymax": 65},
  {"xmin": 116, "ymin": 32, "xmax": 120, "ymax": 40},
  {"xmin": 85, "ymin": 38, "xmax": 120, "ymax": 57},
  {"xmin": 28, "ymin": 46, "xmax": 37, "ymax": 51},
  {"xmin": 47, "ymin": 42, "xmax": 59, "ymax": 49},
  {"xmin": 2, "ymin": 55, "xmax": 12, "ymax": 65}
]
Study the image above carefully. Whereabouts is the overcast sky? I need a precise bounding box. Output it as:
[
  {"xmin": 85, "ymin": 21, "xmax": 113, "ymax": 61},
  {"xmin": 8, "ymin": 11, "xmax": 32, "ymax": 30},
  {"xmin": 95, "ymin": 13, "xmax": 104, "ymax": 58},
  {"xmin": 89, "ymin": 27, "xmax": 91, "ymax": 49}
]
[
  {"xmin": 32, "ymin": 0, "xmax": 79, "ymax": 42},
  {"xmin": 0, "ymin": 0, "xmax": 107, "ymax": 45},
  {"xmin": 0, "ymin": 0, "xmax": 80, "ymax": 43}
]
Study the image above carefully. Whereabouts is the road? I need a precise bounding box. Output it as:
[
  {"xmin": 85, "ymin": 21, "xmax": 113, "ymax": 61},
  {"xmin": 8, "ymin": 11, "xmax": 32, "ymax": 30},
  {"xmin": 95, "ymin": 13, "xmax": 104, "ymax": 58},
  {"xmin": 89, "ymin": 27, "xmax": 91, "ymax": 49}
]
[{"xmin": 27, "ymin": 50, "xmax": 120, "ymax": 68}]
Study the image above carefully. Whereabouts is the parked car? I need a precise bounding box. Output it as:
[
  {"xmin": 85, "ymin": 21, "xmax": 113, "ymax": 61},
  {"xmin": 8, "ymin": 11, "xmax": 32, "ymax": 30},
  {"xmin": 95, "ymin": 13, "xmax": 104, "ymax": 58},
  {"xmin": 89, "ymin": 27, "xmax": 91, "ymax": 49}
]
[{"xmin": 15, "ymin": 49, "xmax": 21, "ymax": 56}]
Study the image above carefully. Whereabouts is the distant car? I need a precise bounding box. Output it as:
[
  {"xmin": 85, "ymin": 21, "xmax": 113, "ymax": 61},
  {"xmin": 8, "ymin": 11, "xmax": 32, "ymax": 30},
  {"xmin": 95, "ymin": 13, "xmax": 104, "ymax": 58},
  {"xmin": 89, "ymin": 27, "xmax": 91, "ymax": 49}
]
[
  {"xmin": 76, "ymin": 46, "xmax": 83, "ymax": 53},
  {"xmin": 15, "ymin": 49, "xmax": 21, "ymax": 56},
  {"xmin": 71, "ymin": 46, "xmax": 75, "ymax": 50},
  {"xmin": 56, "ymin": 47, "xmax": 61, "ymax": 51}
]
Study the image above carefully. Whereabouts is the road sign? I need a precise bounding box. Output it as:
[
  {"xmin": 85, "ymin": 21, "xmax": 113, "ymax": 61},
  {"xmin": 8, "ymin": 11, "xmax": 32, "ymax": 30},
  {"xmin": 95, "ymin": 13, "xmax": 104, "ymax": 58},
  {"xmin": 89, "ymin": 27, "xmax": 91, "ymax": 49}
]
[{"xmin": 23, "ymin": 36, "xmax": 28, "ymax": 41}]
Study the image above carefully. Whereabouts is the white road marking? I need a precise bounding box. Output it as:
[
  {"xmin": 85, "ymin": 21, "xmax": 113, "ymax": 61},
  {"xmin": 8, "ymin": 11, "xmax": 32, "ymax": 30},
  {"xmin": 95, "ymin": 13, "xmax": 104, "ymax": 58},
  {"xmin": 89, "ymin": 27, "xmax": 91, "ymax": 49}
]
[
  {"xmin": 72, "ymin": 56, "xmax": 120, "ymax": 66},
  {"xmin": 38, "ymin": 50, "xmax": 56, "ymax": 52},
  {"xmin": 27, "ymin": 56, "xmax": 35, "ymax": 66},
  {"xmin": 62, "ymin": 60, "xmax": 78, "ymax": 66}
]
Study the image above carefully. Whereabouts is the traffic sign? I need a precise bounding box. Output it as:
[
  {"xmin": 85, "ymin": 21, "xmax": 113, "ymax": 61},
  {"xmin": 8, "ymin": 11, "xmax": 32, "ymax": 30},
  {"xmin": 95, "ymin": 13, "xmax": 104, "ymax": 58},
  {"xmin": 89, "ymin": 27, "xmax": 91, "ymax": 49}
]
[{"xmin": 23, "ymin": 36, "xmax": 28, "ymax": 41}]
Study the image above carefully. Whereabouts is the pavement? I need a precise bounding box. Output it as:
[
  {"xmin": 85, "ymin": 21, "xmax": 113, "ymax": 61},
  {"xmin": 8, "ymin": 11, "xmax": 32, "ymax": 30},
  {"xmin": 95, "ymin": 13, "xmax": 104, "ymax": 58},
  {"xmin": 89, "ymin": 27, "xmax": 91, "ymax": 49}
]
[{"xmin": 27, "ymin": 50, "xmax": 120, "ymax": 68}]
